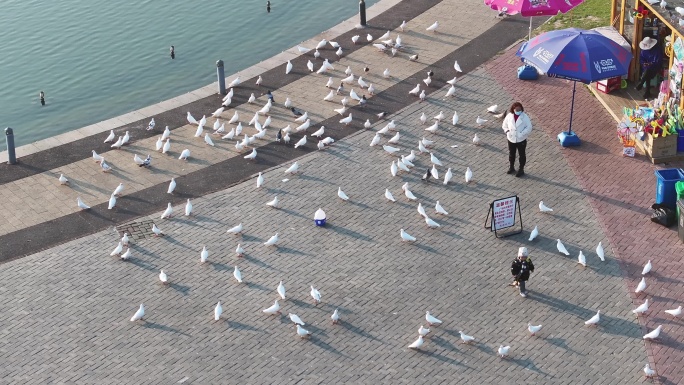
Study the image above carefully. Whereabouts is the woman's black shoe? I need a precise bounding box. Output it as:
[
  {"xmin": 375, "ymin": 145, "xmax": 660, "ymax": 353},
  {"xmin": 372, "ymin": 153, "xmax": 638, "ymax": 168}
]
[
  {"xmin": 515, "ymin": 168, "xmax": 525, "ymax": 177},
  {"xmin": 507, "ymin": 167, "xmax": 516, "ymax": 175}
]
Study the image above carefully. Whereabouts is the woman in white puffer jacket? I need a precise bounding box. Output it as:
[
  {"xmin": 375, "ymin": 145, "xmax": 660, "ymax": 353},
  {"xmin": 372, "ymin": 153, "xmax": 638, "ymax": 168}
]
[{"xmin": 501, "ymin": 102, "xmax": 533, "ymax": 177}]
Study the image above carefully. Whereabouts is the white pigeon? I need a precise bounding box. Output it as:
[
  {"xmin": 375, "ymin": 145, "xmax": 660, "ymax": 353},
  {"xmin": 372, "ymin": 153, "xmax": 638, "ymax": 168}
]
[
  {"xmin": 161, "ymin": 202, "xmax": 173, "ymax": 219},
  {"xmin": 337, "ymin": 187, "xmax": 349, "ymax": 201},
  {"xmin": 264, "ymin": 233, "xmax": 279, "ymax": 246},
  {"xmin": 635, "ymin": 277, "xmax": 647, "ymax": 293},
  {"xmin": 235, "ymin": 244, "xmax": 245, "ymax": 257},
  {"xmin": 596, "ymin": 242, "xmax": 605, "ymax": 261},
  {"xmin": 429, "ymin": 152, "xmax": 442, "ymax": 166},
  {"xmin": 351, "ymin": 35, "xmax": 360, "ymax": 44},
  {"xmin": 297, "ymin": 45, "xmax": 311, "ymax": 53},
  {"xmin": 76, "ymin": 196, "xmax": 90, "ymax": 210},
  {"xmin": 472, "ymin": 134, "xmax": 480, "ymax": 145},
  {"xmin": 465, "ymin": 167, "xmax": 473, "ymax": 183},
  {"xmin": 266, "ymin": 196, "xmax": 279, "ymax": 208},
  {"xmin": 400, "ymin": 229, "xmax": 416, "ymax": 242},
  {"xmin": 498, "ymin": 345, "xmax": 510, "ymax": 358},
  {"xmin": 539, "ymin": 201, "xmax": 553, "ymax": 212},
  {"xmin": 233, "ymin": 266, "xmax": 243, "ymax": 283},
  {"xmin": 323, "ymin": 90, "xmax": 335, "ymax": 102},
  {"xmin": 247, "ymin": 93, "xmax": 256, "ymax": 103},
  {"xmin": 418, "ymin": 325, "xmax": 430, "ymax": 337},
  {"xmin": 276, "ymin": 281, "xmax": 286, "ymax": 300},
  {"xmin": 528, "ymin": 323, "xmax": 542, "ymax": 336},
  {"xmin": 110, "ymin": 136, "xmax": 124, "ymax": 149},
  {"xmin": 244, "ymin": 148, "xmax": 257, "ymax": 160},
  {"xmin": 178, "ymin": 149, "xmax": 191, "ymax": 160},
  {"xmin": 120, "ymin": 248, "xmax": 131, "ymax": 260},
  {"xmin": 642, "ymin": 260, "xmax": 652, "ymax": 275},
  {"xmin": 133, "ymin": 154, "xmax": 145, "ymax": 166},
  {"xmin": 204, "ymin": 133, "xmax": 215, "ymax": 147},
  {"xmin": 330, "ymin": 309, "xmax": 340, "ymax": 324},
  {"xmin": 211, "ymin": 107, "xmax": 224, "ymax": 118},
  {"xmin": 633, "ymin": 299, "xmax": 649, "ymax": 315},
  {"xmin": 222, "ymin": 128, "xmax": 235, "ymax": 140},
  {"xmin": 322, "ymin": 137, "xmax": 334, "ymax": 145},
  {"xmin": 419, "ymin": 90, "xmax": 426, "ymax": 101},
  {"xmin": 454, "ymin": 61, "xmax": 462, "ymax": 72},
  {"xmin": 425, "ymin": 216, "xmax": 441, "ymax": 228},
  {"xmin": 155, "ymin": 137, "xmax": 163, "ymax": 151},
  {"xmin": 294, "ymin": 135, "xmax": 307, "ymax": 149},
  {"xmin": 194, "ymin": 124, "xmax": 204, "ymax": 138},
  {"xmin": 296, "ymin": 324, "xmax": 311, "ymax": 338},
  {"xmin": 397, "ymin": 160, "xmax": 410, "ymax": 172},
  {"xmin": 476, "ymin": 116, "xmax": 488, "ymax": 125},
  {"xmin": 459, "ymin": 331, "xmax": 475, "ymax": 343},
  {"xmin": 452, "ymin": 111, "xmax": 459, "ymax": 125},
  {"xmin": 435, "ymin": 201, "xmax": 448, "ymax": 215},
  {"xmin": 585, "ymin": 310, "xmax": 600, "ymax": 326},
  {"xmin": 388, "ymin": 132, "xmax": 400, "ymax": 144},
  {"xmin": 121, "ymin": 131, "xmax": 130, "ymax": 145},
  {"xmin": 643, "ymin": 325, "xmax": 662, "ymax": 340},
  {"xmin": 108, "ymin": 195, "xmax": 117, "ymax": 210},
  {"xmin": 370, "ymin": 133, "xmax": 381, "ymax": 147},
  {"xmin": 110, "ymin": 242, "xmax": 123, "ymax": 257},
  {"xmin": 390, "ymin": 161, "xmax": 398, "ymax": 177},
  {"xmin": 255, "ymin": 75, "xmax": 262, "ymax": 86},
  {"xmin": 358, "ymin": 77, "xmax": 369, "ymax": 88},
  {"xmin": 226, "ymin": 223, "xmax": 243, "ymax": 235},
  {"xmin": 409, "ymin": 84, "xmax": 420, "ymax": 95},
  {"xmin": 417, "ymin": 203, "xmax": 427, "ymax": 218},
  {"xmin": 578, "ymin": 251, "xmax": 586, "ymax": 267},
  {"xmin": 430, "ymin": 165, "xmax": 439, "ymax": 179},
  {"xmin": 445, "ymin": 85, "xmax": 456, "ymax": 98},
  {"xmin": 383, "ymin": 145, "xmax": 400, "ymax": 155},
  {"xmin": 159, "ymin": 270, "xmax": 168, "ymax": 284},
  {"xmin": 644, "ymin": 364, "xmax": 656, "ymax": 378},
  {"xmin": 419, "ymin": 113, "xmax": 427, "ymax": 125},
  {"xmin": 228, "ymin": 76, "xmax": 240, "ymax": 88},
  {"xmin": 385, "ymin": 189, "xmax": 396, "ymax": 202},
  {"xmin": 167, "ymin": 178, "xmax": 176, "ymax": 194},
  {"xmin": 263, "ymin": 300, "xmax": 281, "ymax": 315},
  {"xmin": 341, "ymin": 74, "xmax": 354, "ymax": 84},
  {"xmin": 425, "ymin": 121, "xmax": 438, "ymax": 133},
  {"xmin": 92, "ymin": 150, "xmax": 104, "ymax": 163},
  {"xmin": 487, "ymin": 105, "xmax": 499, "ymax": 114},
  {"xmin": 285, "ymin": 162, "xmax": 299, "ymax": 174},
  {"xmin": 556, "ymin": 239, "xmax": 570, "ymax": 255},
  {"xmin": 214, "ymin": 302, "xmax": 223, "ymax": 321},
  {"xmin": 200, "ymin": 246, "xmax": 209, "ymax": 263},
  {"xmin": 58, "ymin": 174, "xmax": 69, "ymax": 185},
  {"xmin": 404, "ymin": 187, "xmax": 417, "ymax": 201},
  {"xmin": 340, "ymin": 114, "xmax": 352, "ymax": 125},
  {"xmin": 426, "ymin": 21, "xmax": 439, "ymax": 32},
  {"xmin": 367, "ymin": 34, "xmax": 373, "ymax": 42},
  {"xmin": 426, "ymin": 311, "xmax": 442, "ymax": 326},
  {"xmin": 289, "ymin": 313, "xmax": 305, "ymax": 325},
  {"xmin": 529, "ymin": 226, "xmax": 539, "ymax": 241},
  {"xmin": 152, "ymin": 224, "xmax": 163, "ymax": 237},
  {"xmin": 162, "ymin": 139, "xmax": 171, "ymax": 153},
  {"xmin": 408, "ymin": 336, "xmax": 424, "ymax": 349},
  {"xmin": 130, "ymin": 304, "xmax": 145, "ymax": 322},
  {"xmin": 184, "ymin": 199, "xmax": 193, "ymax": 216},
  {"xmin": 228, "ymin": 111, "xmax": 239, "ymax": 124},
  {"xmin": 121, "ymin": 232, "xmax": 130, "ymax": 246},
  {"xmin": 423, "ymin": 77, "xmax": 432, "ymax": 87},
  {"xmin": 665, "ymin": 306, "xmax": 682, "ymax": 317},
  {"xmin": 285, "ymin": 60, "xmax": 293, "ymax": 74},
  {"xmin": 104, "ymin": 130, "xmax": 116, "ymax": 143},
  {"xmin": 310, "ymin": 286, "xmax": 321, "ymax": 304}
]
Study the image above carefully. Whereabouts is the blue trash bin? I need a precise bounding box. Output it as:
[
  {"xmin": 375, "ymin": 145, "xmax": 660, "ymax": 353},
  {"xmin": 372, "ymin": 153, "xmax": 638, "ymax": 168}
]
[
  {"xmin": 314, "ymin": 208, "xmax": 326, "ymax": 227},
  {"xmin": 655, "ymin": 168, "xmax": 684, "ymax": 209}
]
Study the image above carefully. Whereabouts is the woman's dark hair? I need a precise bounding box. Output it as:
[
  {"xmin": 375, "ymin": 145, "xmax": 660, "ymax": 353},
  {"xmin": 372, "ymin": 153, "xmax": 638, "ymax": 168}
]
[{"xmin": 508, "ymin": 102, "xmax": 524, "ymax": 114}]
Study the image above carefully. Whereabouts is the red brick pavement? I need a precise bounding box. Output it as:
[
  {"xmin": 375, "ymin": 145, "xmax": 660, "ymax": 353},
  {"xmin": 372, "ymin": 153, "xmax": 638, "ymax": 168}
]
[{"xmin": 486, "ymin": 48, "xmax": 684, "ymax": 384}]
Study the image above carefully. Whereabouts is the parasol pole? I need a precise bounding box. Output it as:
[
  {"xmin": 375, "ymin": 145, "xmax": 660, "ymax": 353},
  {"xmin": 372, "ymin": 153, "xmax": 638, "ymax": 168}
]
[
  {"xmin": 568, "ymin": 81, "xmax": 576, "ymax": 134},
  {"xmin": 528, "ymin": 17, "xmax": 533, "ymax": 41}
]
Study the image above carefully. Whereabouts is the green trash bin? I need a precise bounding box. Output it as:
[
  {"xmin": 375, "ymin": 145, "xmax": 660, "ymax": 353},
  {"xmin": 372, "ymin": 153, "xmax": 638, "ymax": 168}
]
[{"xmin": 677, "ymin": 181, "xmax": 684, "ymax": 219}]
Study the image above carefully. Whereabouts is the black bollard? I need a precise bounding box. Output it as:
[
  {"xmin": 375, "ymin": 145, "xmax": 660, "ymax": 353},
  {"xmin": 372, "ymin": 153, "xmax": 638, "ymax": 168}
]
[
  {"xmin": 217, "ymin": 60, "xmax": 226, "ymax": 95},
  {"xmin": 359, "ymin": 0, "xmax": 367, "ymax": 26},
  {"xmin": 5, "ymin": 127, "xmax": 16, "ymax": 165}
]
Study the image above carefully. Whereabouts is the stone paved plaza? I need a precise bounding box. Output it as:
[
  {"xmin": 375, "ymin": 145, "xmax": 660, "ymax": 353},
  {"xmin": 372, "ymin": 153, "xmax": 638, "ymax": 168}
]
[{"xmin": 1, "ymin": 0, "xmax": 683, "ymax": 383}]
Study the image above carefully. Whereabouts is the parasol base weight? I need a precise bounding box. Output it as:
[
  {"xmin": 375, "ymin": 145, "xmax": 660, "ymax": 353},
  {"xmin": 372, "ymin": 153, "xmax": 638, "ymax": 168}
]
[{"xmin": 558, "ymin": 131, "xmax": 581, "ymax": 147}]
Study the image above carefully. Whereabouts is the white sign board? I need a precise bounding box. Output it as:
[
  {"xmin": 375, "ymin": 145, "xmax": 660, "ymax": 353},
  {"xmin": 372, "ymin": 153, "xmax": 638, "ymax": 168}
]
[{"xmin": 491, "ymin": 196, "xmax": 517, "ymax": 230}]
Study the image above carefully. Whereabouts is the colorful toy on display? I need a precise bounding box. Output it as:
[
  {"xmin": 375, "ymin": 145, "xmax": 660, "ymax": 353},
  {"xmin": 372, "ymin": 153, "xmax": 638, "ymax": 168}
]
[
  {"xmin": 631, "ymin": 6, "xmax": 649, "ymax": 19},
  {"xmin": 623, "ymin": 102, "xmax": 680, "ymax": 139}
]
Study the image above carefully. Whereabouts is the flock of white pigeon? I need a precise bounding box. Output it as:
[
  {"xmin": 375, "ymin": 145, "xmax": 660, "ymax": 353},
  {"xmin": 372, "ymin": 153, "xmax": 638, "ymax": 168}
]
[{"xmin": 52, "ymin": 18, "xmax": 679, "ymax": 377}]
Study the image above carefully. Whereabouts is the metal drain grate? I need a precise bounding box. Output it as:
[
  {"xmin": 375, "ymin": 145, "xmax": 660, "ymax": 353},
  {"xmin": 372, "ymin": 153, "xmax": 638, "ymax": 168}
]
[{"xmin": 116, "ymin": 219, "xmax": 156, "ymax": 243}]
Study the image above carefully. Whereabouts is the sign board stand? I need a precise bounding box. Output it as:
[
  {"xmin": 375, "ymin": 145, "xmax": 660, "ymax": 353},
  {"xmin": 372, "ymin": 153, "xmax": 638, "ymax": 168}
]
[{"xmin": 484, "ymin": 195, "xmax": 523, "ymax": 238}]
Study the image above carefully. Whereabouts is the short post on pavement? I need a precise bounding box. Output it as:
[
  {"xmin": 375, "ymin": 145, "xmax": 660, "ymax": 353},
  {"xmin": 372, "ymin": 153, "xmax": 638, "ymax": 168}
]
[
  {"xmin": 359, "ymin": 0, "xmax": 367, "ymax": 26},
  {"xmin": 5, "ymin": 127, "xmax": 16, "ymax": 165},
  {"xmin": 216, "ymin": 60, "xmax": 226, "ymax": 95}
]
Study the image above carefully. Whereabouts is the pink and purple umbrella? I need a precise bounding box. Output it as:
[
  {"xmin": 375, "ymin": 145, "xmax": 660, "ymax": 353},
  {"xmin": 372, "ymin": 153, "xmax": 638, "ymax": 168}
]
[{"xmin": 484, "ymin": 0, "xmax": 586, "ymax": 39}]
